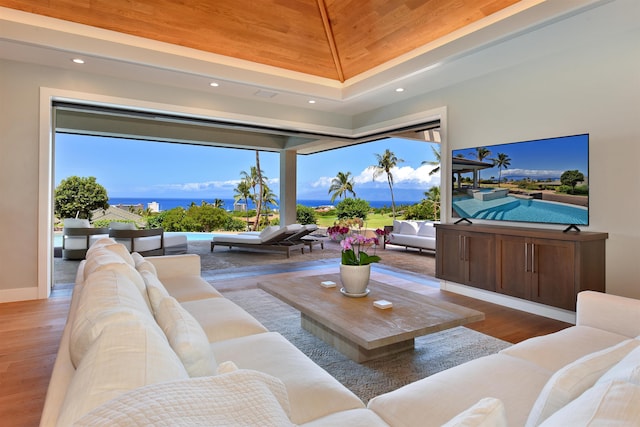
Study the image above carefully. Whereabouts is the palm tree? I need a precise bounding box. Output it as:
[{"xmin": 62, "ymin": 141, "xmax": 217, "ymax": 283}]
[
  {"xmin": 212, "ymin": 198, "xmax": 225, "ymax": 209},
  {"xmin": 328, "ymin": 171, "xmax": 356, "ymax": 202},
  {"xmin": 424, "ymin": 186, "xmax": 441, "ymax": 220},
  {"xmin": 254, "ymin": 151, "xmax": 264, "ymax": 231},
  {"xmin": 372, "ymin": 149, "xmax": 403, "ymax": 218},
  {"xmin": 422, "ymin": 145, "xmax": 441, "ymax": 176},
  {"xmin": 233, "ymin": 179, "xmax": 252, "ymax": 230},
  {"xmin": 475, "ymin": 147, "xmax": 491, "ymax": 182},
  {"xmin": 261, "ymin": 184, "xmax": 278, "ymax": 210},
  {"xmin": 494, "ymin": 153, "xmax": 511, "ymax": 187},
  {"xmin": 241, "ymin": 157, "xmax": 267, "ymax": 231}
]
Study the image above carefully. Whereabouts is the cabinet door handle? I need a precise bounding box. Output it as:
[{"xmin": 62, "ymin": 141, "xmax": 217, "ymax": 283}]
[
  {"xmin": 463, "ymin": 236, "xmax": 468, "ymax": 261},
  {"xmin": 531, "ymin": 243, "xmax": 535, "ymax": 274},
  {"xmin": 524, "ymin": 243, "xmax": 528, "ymax": 272}
]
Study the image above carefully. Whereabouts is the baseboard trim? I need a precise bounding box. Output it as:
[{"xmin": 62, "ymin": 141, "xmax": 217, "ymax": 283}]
[
  {"xmin": 440, "ymin": 280, "xmax": 576, "ymax": 324},
  {"xmin": 0, "ymin": 286, "xmax": 40, "ymax": 303}
]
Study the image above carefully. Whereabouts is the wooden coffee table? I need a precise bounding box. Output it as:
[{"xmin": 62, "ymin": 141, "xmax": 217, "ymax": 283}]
[{"xmin": 258, "ymin": 274, "xmax": 484, "ymax": 362}]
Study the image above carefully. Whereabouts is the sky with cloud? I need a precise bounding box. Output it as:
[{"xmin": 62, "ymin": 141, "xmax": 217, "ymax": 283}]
[{"xmin": 55, "ymin": 133, "xmax": 441, "ymax": 203}]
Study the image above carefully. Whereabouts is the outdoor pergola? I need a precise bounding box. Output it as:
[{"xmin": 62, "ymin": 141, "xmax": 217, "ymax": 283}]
[{"xmin": 451, "ymin": 157, "xmax": 494, "ymax": 189}]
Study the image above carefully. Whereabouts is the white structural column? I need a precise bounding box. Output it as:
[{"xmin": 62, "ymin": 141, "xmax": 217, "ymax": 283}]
[{"xmin": 279, "ymin": 149, "xmax": 297, "ymax": 226}]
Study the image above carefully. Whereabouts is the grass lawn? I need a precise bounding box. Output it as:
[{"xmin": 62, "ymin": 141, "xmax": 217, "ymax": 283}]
[{"xmin": 316, "ymin": 212, "xmax": 396, "ymax": 229}]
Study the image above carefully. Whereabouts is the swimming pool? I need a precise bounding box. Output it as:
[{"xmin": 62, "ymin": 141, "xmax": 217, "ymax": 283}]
[
  {"xmin": 452, "ymin": 196, "xmax": 587, "ymax": 224},
  {"xmin": 53, "ymin": 231, "xmax": 221, "ymax": 247}
]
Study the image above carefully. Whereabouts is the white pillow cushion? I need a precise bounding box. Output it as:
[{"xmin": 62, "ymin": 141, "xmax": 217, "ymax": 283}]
[
  {"xmin": 57, "ymin": 319, "xmax": 189, "ymax": 427},
  {"xmin": 63, "ymin": 218, "xmax": 91, "ymax": 228},
  {"xmin": 141, "ymin": 270, "xmax": 170, "ymax": 313},
  {"xmin": 109, "ymin": 221, "xmax": 137, "ymax": 230},
  {"xmin": 285, "ymin": 223, "xmax": 303, "ymax": 232},
  {"xmin": 72, "ymin": 369, "xmax": 293, "ymax": 427},
  {"xmin": 131, "ymin": 251, "xmax": 158, "ymax": 276},
  {"xmin": 442, "ymin": 397, "xmax": 507, "ymax": 427},
  {"xmin": 69, "ymin": 269, "xmax": 159, "ymax": 367},
  {"xmin": 539, "ymin": 380, "xmax": 640, "ymax": 426},
  {"xmin": 155, "ymin": 296, "xmax": 217, "ymax": 377},
  {"xmin": 392, "ymin": 220, "xmax": 402, "ymax": 232},
  {"xmin": 83, "ymin": 248, "xmax": 131, "ymax": 280},
  {"xmin": 398, "ymin": 221, "xmax": 418, "ymax": 235},
  {"xmin": 417, "ymin": 222, "xmax": 436, "ymax": 237},
  {"xmin": 597, "ymin": 345, "xmax": 640, "ymax": 386},
  {"xmin": 259, "ymin": 225, "xmax": 280, "ymax": 239},
  {"xmin": 525, "ymin": 339, "xmax": 640, "ymax": 427},
  {"xmin": 87, "ymin": 241, "xmax": 135, "ymax": 266}
]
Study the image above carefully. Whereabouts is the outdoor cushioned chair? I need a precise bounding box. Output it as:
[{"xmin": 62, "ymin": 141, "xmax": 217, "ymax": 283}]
[
  {"xmin": 283, "ymin": 224, "xmax": 324, "ymax": 252},
  {"xmin": 61, "ymin": 218, "xmax": 109, "ymax": 260},
  {"xmin": 108, "ymin": 222, "xmax": 165, "ymax": 256},
  {"xmin": 210, "ymin": 224, "xmax": 305, "ymax": 258}
]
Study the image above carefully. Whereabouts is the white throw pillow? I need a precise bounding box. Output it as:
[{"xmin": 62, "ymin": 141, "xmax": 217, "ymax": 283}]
[
  {"xmin": 87, "ymin": 241, "xmax": 135, "ymax": 267},
  {"xmin": 72, "ymin": 369, "xmax": 293, "ymax": 427},
  {"xmin": 539, "ymin": 380, "xmax": 640, "ymax": 426},
  {"xmin": 398, "ymin": 221, "xmax": 419, "ymax": 235},
  {"xmin": 259, "ymin": 225, "xmax": 280, "ymax": 239},
  {"xmin": 109, "ymin": 221, "xmax": 137, "ymax": 230},
  {"xmin": 597, "ymin": 345, "xmax": 640, "ymax": 386},
  {"xmin": 64, "ymin": 218, "xmax": 91, "ymax": 228},
  {"xmin": 417, "ymin": 222, "xmax": 436, "ymax": 237},
  {"xmin": 141, "ymin": 270, "xmax": 170, "ymax": 313},
  {"xmin": 525, "ymin": 339, "xmax": 640, "ymax": 427},
  {"xmin": 285, "ymin": 223, "xmax": 303, "ymax": 232},
  {"xmin": 155, "ymin": 296, "xmax": 218, "ymax": 377},
  {"xmin": 131, "ymin": 252, "xmax": 158, "ymax": 276},
  {"xmin": 58, "ymin": 319, "xmax": 189, "ymax": 427},
  {"xmin": 69, "ymin": 269, "xmax": 159, "ymax": 367},
  {"xmin": 442, "ymin": 397, "xmax": 507, "ymax": 427}
]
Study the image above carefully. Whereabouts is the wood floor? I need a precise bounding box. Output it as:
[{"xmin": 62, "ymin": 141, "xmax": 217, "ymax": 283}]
[{"xmin": 0, "ymin": 266, "xmax": 570, "ymax": 427}]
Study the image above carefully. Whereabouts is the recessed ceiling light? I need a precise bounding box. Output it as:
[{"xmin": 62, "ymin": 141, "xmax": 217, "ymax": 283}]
[
  {"xmin": 395, "ymin": 88, "xmax": 404, "ymax": 92},
  {"xmin": 72, "ymin": 58, "xmax": 85, "ymax": 64},
  {"xmin": 209, "ymin": 82, "xmax": 219, "ymax": 87},
  {"xmin": 308, "ymin": 100, "xmax": 316, "ymax": 104}
]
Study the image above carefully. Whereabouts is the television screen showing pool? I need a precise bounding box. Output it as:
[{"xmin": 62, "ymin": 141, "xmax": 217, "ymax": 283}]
[{"xmin": 451, "ymin": 134, "xmax": 589, "ymax": 227}]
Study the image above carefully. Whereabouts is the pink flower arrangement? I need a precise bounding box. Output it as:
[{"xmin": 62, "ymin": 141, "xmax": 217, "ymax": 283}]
[{"xmin": 327, "ymin": 224, "xmax": 389, "ymax": 266}]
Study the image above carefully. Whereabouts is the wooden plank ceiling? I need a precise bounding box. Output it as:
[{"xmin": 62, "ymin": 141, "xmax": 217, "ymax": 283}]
[{"xmin": 0, "ymin": 0, "xmax": 520, "ymax": 82}]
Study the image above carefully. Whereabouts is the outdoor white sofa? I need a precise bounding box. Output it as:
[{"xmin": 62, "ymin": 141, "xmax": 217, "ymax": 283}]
[
  {"xmin": 108, "ymin": 222, "xmax": 188, "ymax": 256},
  {"xmin": 384, "ymin": 220, "xmax": 437, "ymax": 252},
  {"xmin": 42, "ymin": 237, "xmax": 640, "ymax": 426}
]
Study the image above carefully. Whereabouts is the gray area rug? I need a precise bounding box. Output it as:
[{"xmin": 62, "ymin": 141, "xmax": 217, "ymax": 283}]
[{"xmin": 222, "ymin": 288, "xmax": 511, "ymax": 403}]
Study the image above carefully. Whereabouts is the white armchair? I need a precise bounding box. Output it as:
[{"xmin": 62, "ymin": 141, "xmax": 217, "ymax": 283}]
[
  {"xmin": 108, "ymin": 222, "xmax": 165, "ymax": 256},
  {"xmin": 61, "ymin": 218, "xmax": 109, "ymax": 260}
]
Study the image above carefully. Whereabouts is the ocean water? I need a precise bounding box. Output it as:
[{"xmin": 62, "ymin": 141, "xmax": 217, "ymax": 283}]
[{"xmin": 108, "ymin": 197, "xmax": 419, "ymax": 211}]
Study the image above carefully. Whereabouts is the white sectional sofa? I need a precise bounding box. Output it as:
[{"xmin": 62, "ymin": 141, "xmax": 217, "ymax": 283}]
[
  {"xmin": 42, "ymin": 237, "xmax": 640, "ymax": 426},
  {"xmin": 384, "ymin": 220, "xmax": 437, "ymax": 252},
  {"xmin": 41, "ymin": 238, "xmax": 382, "ymax": 427}
]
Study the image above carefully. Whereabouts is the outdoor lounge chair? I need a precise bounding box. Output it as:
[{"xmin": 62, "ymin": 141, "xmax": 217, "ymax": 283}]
[
  {"xmin": 283, "ymin": 224, "xmax": 324, "ymax": 252},
  {"xmin": 210, "ymin": 224, "xmax": 305, "ymax": 258}
]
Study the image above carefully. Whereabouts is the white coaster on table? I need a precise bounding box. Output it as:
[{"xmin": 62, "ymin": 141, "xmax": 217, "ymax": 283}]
[
  {"xmin": 320, "ymin": 280, "xmax": 336, "ymax": 288},
  {"xmin": 374, "ymin": 300, "xmax": 393, "ymax": 309}
]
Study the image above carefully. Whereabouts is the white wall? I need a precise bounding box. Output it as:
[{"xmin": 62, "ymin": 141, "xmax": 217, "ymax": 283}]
[
  {"xmin": 356, "ymin": 0, "xmax": 640, "ymax": 298},
  {"xmin": 0, "ymin": 0, "xmax": 638, "ymax": 301}
]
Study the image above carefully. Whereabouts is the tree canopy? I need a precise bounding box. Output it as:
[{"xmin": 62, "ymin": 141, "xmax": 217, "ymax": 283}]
[
  {"xmin": 560, "ymin": 170, "xmax": 585, "ymax": 193},
  {"xmin": 54, "ymin": 176, "xmax": 109, "ymax": 220}
]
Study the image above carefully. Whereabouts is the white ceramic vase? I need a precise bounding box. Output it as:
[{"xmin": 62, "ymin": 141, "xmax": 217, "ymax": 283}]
[{"xmin": 340, "ymin": 264, "xmax": 371, "ymax": 296}]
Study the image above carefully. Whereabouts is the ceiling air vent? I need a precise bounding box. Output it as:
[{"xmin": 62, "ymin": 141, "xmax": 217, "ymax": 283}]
[{"xmin": 253, "ymin": 90, "xmax": 278, "ymax": 98}]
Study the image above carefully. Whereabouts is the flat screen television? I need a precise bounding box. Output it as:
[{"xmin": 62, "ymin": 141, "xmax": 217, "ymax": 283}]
[{"xmin": 451, "ymin": 134, "xmax": 589, "ymax": 230}]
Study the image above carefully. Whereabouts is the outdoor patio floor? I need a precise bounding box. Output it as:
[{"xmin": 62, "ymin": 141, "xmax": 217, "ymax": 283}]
[{"xmin": 53, "ymin": 238, "xmax": 438, "ymax": 289}]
